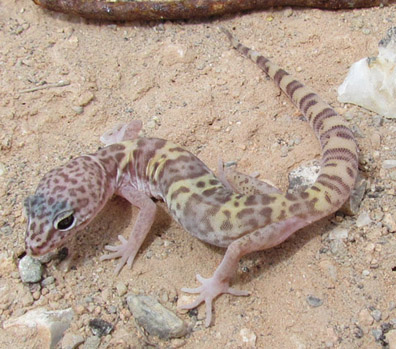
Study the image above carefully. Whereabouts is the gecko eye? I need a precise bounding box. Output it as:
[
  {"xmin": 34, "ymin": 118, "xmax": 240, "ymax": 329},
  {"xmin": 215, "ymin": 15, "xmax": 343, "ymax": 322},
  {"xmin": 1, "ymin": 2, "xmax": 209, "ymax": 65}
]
[{"xmin": 54, "ymin": 211, "xmax": 76, "ymax": 231}]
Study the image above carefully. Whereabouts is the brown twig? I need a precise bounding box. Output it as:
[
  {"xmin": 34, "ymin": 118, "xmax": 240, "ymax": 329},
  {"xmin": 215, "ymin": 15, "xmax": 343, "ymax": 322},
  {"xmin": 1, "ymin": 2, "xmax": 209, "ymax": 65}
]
[
  {"xmin": 19, "ymin": 80, "xmax": 70, "ymax": 94},
  {"xmin": 32, "ymin": 0, "xmax": 392, "ymax": 21}
]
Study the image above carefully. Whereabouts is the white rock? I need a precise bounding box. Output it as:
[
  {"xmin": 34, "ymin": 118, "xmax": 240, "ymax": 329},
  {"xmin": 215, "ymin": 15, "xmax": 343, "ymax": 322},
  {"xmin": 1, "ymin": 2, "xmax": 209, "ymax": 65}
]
[
  {"xmin": 328, "ymin": 227, "xmax": 349, "ymax": 240},
  {"xmin": 288, "ymin": 160, "xmax": 320, "ymax": 191},
  {"xmin": 356, "ymin": 211, "xmax": 372, "ymax": 227},
  {"xmin": 239, "ymin": 328, "xmax": 257, "ymax": 347},
  {"xmin": 383, "ymin": 160, "xmax": 396, "ymax": 169},
  {"xmin": 338, "ymin": 27, "xmax": 396, "ymax": 119},
  {"xmin": 3, "ymin": 307, "xmax": 74, "ymax": 349},
  {"xmin": 161, "ymin": 44, "xmax": 194, "ymax": 66}
]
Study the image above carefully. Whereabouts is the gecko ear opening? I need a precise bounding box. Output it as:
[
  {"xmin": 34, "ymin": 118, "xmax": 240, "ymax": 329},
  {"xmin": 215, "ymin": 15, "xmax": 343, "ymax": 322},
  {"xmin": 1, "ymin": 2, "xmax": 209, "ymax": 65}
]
[{"xmin": 54, "ymin": 210, "xmax": 76, "ymax": 231}]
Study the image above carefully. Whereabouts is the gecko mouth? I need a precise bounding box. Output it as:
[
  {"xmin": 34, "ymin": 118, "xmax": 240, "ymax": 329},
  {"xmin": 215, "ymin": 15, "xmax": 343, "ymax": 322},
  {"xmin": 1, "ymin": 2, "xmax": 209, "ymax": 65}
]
[
  {"xmin": 25, "ymin": 239, "xmax": 55, "ymax": 257},
  {"xmin": 26, "ymin": 245, "xmax": 45, "ymax": 256}
]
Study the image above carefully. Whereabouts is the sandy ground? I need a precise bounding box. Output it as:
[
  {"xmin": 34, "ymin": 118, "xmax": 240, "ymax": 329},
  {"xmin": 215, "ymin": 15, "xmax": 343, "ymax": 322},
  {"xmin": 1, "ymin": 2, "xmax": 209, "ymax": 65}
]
[{"xmin": 1, "ymin": 1, "xmax": 396, "ymax": 348}]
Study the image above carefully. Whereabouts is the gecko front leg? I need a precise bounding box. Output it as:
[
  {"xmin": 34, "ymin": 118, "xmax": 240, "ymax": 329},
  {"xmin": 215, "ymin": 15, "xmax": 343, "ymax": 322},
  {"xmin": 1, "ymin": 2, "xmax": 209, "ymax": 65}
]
[
  {"xmin": 100, "ymin": 188, "xmax": 157, "ymax": 274},
  {"xmin": 180, "ymin": 215, "xmax": 308, "ymax": 327}
]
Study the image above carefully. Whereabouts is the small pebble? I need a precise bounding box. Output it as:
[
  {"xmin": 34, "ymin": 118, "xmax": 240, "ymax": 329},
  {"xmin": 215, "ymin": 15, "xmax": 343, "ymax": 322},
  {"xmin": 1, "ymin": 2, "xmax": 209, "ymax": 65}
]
[
  {"xmin": 356, "ymin": 211, "xmax": 372, "ymax": 227},
  {"xmin": 371, "ymin": 309, "xmax": 382, "ymax": 322},
  {"xmin": 344, "ymin": 110, "xmax": 354, "ymax": 121},
  {"xmin": 381, "ymin": 322, "xmax": 392, "ymax": 333},
  {"xmin": 383, "ymin": 160, "xmax": 396, "ymax": 169},
  {"xmin": 283, "ymin": 7, "xmax": 293, "ymax": 17},
  {"xmin": 329, "ymin": 239, "xmax": 347, "ymax": 257},
  {"xmin": 370, "ymin": 132, "xmax": 381, "ymax": 149},
  {"xmin": 18, "ymin": 256, "xmax": 43, "ymax": 283},
  {"xmin": 307, "ymin": 295, "xmax": 323, "ymax": 307},
  {"xmin": 0, "ymin": 162, "xmax": 6, "ymax": 176},
  {"xmin": 280, "ymin": 145, "xmax": 289, "ymax": 157},
  {"xmin": 389, "ymin": 302, "xmax": 396, "ymax": 311},
  {"xmin": 372, "ymin": 115, "xmax": 384, "ymax": 127},
  {"xmin": 77, "ymin": 91, "xmax": 95, "ymax": 107},
  {"xmin": 239, "ymin": 328, "xmax": 257, "ymax": 347},
  {"xmin": 115, "ymin": 281, "xmax": 127, "ymax": 297},
  {"xmin": 146, "ymin": 120, "xmax": 157, "ymax": 129},
  {"xmin": 75, "ymin": 304, "xmax": 85, "ymax": 315},
  {"xmin": 42, "ymin": 276, "xmax": 55, "ymax": 287},
  {"xmin": 0, "ymin": 224, "xmax": 12, "ymax": 236},
  {"xmin": 362, "ymin": 28, "xmax": 371, "ymax": 35},
  {"xmin": 71, "ymin": 106, "xmax": 84, "ymax": 114},
  {"xmin": 21, "ymin": 292, "xmax": 34, "ymax": 307},
  {"xmin": 372, "ymin": 328, "xmax": 384, "ymax": 342},
  {"xmin": 108, "ymin": 305, "xmax": 117, "ymax": 314},
  {"xmin": 359, "ymin": 308, "xmax": 374, "ymax": 327},
  {"xmin": 89, "ymin": 318, "xmax": 113, "ymax": 337},
  {"xmin": 382, "ymin": 213, "xmax": 396, "ymax": 233},
  {"xmin": 354, "ymin": 325, "xmax": 364, "ymax": 339},
  {"xmin": 328, "ymin": 227, "xmax": 349, "ymax": 240},
  {"xmin": 32, "ymin": 290, "xmax": 41, "ymax": 300},
  {"xmin": 127, "ymin": 294, "xmax": 187, "ymax": 339},
  {"xmin": 351, "ymin": 125, "xmax": 365, "ymax": 138}
]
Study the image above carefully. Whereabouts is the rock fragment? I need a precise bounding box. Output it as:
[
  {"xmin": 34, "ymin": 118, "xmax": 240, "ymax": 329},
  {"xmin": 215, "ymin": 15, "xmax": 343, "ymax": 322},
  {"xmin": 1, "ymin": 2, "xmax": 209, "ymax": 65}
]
[
  {"xmin": 127, "ymin": 294, "xmax": 187, "ymax": 339},
  {"xmin": 4, "ymin": 307, "xmax": 74, "ymax": 349}
]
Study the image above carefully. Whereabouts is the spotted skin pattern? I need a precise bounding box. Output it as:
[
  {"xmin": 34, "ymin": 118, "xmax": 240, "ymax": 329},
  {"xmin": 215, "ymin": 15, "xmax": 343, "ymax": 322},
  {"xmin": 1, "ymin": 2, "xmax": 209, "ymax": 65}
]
[{"xmin": 24, "ymin": 29, "xmax": 358, "ymax": 327}]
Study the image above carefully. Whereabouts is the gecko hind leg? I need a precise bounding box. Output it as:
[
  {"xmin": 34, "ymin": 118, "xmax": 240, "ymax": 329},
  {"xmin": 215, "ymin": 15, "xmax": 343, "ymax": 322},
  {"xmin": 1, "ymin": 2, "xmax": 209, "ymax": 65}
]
[
  {"xmin": 180, "ymin": 215, "xmax": 308, "ymax": 327},
  {"xmin": 218, "ymin": 160, "xmax": 282, "ymax": 195},
  {"xmin": 100, "ymin": 119, "xmax": 143, "ymax": 145}
]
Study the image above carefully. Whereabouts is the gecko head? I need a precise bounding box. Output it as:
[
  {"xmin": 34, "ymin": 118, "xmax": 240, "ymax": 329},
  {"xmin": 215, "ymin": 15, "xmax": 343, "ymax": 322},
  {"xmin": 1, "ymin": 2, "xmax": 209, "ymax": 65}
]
[
  {"xmin": 24, "ymin": 155, "xmax": 110, "ymax": 256},
  {"xmin": 24, "ymin": 194, "xmax": 77, "ymax": 255}
]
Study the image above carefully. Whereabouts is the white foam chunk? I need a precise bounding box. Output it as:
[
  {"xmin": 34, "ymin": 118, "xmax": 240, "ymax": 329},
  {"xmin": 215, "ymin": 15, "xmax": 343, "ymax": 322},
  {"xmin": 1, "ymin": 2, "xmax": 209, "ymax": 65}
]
[{"xmin": 338, "ymin": 27, "xmax": 396, "ymax": 119}]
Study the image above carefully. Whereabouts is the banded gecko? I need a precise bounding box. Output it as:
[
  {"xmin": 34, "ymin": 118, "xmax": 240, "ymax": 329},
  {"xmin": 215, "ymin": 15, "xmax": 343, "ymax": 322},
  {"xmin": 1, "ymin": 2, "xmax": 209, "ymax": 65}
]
[{"xmin": 24, "ymin": 29, "xmax": 358, "ymax": 327}]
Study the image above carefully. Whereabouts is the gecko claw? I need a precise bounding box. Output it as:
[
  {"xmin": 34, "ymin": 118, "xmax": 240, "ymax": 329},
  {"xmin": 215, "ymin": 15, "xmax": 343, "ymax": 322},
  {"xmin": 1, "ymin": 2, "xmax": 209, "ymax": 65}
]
[{"xmin": 100, "ymin": 235, "xmax": 138, "ymax": 274}]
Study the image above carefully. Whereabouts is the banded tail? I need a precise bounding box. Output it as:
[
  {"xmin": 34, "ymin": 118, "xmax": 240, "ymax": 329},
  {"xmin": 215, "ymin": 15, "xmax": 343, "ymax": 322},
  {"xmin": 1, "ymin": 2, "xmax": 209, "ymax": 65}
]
[{"xmin": 222, "ymin": 28, "xmax": 358, "ymax": 215}]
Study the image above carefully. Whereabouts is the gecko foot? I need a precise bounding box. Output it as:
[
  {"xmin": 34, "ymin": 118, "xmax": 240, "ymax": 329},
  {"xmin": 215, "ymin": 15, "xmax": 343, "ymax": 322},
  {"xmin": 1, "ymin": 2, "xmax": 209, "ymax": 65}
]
[
  {"xmin": 100, "ymin": 235, "xmax": 138, "ymax": 274},
  {"xmin": 180, "ymin": 274, "xmax": 249, "ymax": 327}
]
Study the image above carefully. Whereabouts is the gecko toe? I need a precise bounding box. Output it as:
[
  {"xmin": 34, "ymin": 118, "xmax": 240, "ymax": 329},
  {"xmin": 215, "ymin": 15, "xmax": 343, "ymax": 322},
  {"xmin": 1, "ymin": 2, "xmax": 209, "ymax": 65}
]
[
  {"xmin": 180, "ymin": 286, "xmax": 201, "ymax": 294},
  {"xmin": 103, "ymin": 245, "xmax": 119, "ymax": 252},
  {"xmin": 178, "ymin": 295, "xmax": 205, "ymax": 310}
]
